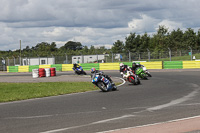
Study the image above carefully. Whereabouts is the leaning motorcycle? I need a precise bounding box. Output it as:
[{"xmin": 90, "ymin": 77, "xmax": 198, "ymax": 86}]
[
  {"xmin": 72, "ymin": 66, "xmax": 87, "ymax": 75},
  {"xmin": 92, "ymin": 74, "xmax": 117, "ymax": 92},
  {"xmin": 142, "ymin": 66, "xmax": 152, "ymax": 77},
  {"xmin": 123, "ymin": 70, "xmax": 140, "ymax": 85},
  {"xmin": 135, "ymin": 67, "xmax": 148, "ymax": 80}
]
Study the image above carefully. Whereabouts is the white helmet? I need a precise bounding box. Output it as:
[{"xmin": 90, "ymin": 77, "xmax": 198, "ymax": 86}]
[{"xmin": 120, "ymin": 63, "xmax": 124, "ymax": 67}]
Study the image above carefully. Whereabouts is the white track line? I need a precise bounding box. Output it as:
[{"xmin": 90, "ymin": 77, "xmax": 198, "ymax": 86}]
[
  {"xmin": 114, "ymin": 77, "xmax": 126, "ymax": 87},
  {"xmin": 98, "ymin": 115, "xmax": 200, "ymax": 133}
]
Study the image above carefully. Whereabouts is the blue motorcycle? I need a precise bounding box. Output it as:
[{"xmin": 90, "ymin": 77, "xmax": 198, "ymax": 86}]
[
  {"xmin": 91, "ymin": 73, "xmax": 117, "ymax": 92},
  {"xmin": 72, "ymin": 66, "xmax": 87, "ymax": 75}
]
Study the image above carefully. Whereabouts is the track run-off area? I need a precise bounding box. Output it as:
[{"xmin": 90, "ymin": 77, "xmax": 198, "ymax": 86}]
[{"xmin": 1, "ymin": 69, "xmax": 200, "ymax": 133}]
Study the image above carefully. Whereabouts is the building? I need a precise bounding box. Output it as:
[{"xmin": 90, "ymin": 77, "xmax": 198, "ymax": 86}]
[
  {"xmin": 72, "ymin": 54, "xmax": 121, "ymax": 63},
  {"xmin": 22, "ymin": 57, "xmax": 55, "ymax": 66}
]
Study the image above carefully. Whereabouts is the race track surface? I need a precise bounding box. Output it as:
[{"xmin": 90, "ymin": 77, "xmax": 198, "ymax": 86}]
[{"xmin": 1, "ymin": 69, "xmax": 200, "ymax": 133}]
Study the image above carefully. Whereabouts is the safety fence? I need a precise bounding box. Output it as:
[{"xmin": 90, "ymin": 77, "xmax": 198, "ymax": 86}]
[{"xmin": 6, "ymin": 61, "xmax": 200, "ymax": 73}]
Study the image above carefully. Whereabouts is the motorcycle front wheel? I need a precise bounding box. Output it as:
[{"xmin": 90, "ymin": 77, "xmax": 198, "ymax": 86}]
[
  {"xmin": 147, "ymin": 72, "xmax": 152, "ymax": 77},
  {"xmin": 128, "ymin": 76, "xmax": 135, "ymax": 84},
  {"xmin": 83, "ymin": 71, "xmax": 87, "ymax": 75},
  {"xmin": 97, "ymin": 82, "xmax": 108, "ymax": 92}
]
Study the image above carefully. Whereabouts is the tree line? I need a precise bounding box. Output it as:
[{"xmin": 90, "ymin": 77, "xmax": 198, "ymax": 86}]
[
  {"xmin": 1, "ymin": 25, "xmax": 200, "ymax": 58},
  {"xmin": 112, "ymin": 25, "xmax": 200, "ymax": 53}
]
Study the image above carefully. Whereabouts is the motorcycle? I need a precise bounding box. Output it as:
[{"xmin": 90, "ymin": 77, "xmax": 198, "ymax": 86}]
[
  {"xmin": 135, "ymin": 67, "xmax": 148, "ymax": 80},
  {"xmin": 122, "ymin": 70, "xmax": 140, "ymax": 85},
  {"xmin": 91, "ymin": 73, "xmax": 117, "ymax": 92},
  {"xmin": 72, "ymin": 66, "xmax": 87, "ymax": 75},
  {"xmin": 142, "ymin": 66, "xmax": 152, "ymax": 77}
]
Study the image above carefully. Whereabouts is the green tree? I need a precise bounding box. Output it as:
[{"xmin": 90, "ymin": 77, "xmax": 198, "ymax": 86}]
[
  {"xmin": 183, "ymin": 28, "xmax": 197, "ymax": 49},
  {"xmin": 140, "ymin": 33, "xmax": 150, "ymax": 51},
  {"xmin": 111, "ymin": 40, "xmax": 124, "ymax": 53},
  {"xmin": 197, "ymin": 29, "xmax": 200, "ymax": 50},
  {"xmin": 168, "ymin": 28, "xmax": 184, "ymax": 52},
  {"xmin": 124, "ymin": 33, "xmax": 141, "ymax": 52},
  {"xmin": 64, "ymin": 41, "xmax": 83, "ymax": 51}
]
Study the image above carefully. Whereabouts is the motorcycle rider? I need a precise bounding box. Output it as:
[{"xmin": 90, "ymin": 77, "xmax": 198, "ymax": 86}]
[
  {"xmin": 132, "ymin": 62, "xmax": 142, "ymax": 74},
  {"xmin": 91, "ymin": 68, "xmax": 114, "ymax": 85},
  {"xmin": 73, "ymin": 63, "xmax": 81, "ymax": 74},
  {"xmin": 119, "ymin": 63, "xmax": 133, "ymax": 80},
  {"xmin": 73, "ymin": 63, "xmax": 79, "ymax": 69}
]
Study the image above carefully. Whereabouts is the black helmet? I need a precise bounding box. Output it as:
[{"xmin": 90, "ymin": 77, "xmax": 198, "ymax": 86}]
[
  {"xmin": 73, "ymin": 63, "xmax": 77, "ymax": 67},
  {"xmin": 132, "ymin": 62, "xmax": 136, "ymax": 68}
]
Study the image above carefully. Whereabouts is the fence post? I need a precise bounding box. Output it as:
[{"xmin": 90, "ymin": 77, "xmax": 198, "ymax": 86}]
[
  {"xmin": 168, "ymin": 47, "xmax": 171, "ymax": 61},
  {"xmin": 147, "ymin": 49, "xmax": 150, "ymax": 62},
  {"xmin": 129, "ymin": 51, "xmax": 131, "ymax": 62},
  {"xmin": 96, "ymin": 53, "xmax": 98, "ymax": 63},
  {"xmin": 7, "ymin": 57, "xmax": 10, "ymax": 66},
  {"xmin": 81, "ymin": 54, "xmax": 84, "ymax": 63},
  {"xmin": 51, "ymin": 54, "xmax": 55, "ymax": 64},
  {"xmin": 189, "ymin": 46, "xmax": 192, "ymax": 61},
  {"xmin": 38, "ymin": 55, "xmax": 40, "ymax": 65},
  {"xmin": 13, "ymin": 56, "xmax": 15, "ymax": 66},
  {"xmin": 2, "ymin": 57, "xmax": 6, "ymax": 71},
  {"xmin": 65, "ymin": 54, "xmax": 68, "ymax": 64},
  {"xmin": 112, "ymin": 52, "xmax": 114, "ymax": 62}
]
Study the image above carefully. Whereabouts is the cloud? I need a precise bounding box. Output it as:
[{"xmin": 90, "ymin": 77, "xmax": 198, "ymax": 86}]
[
  {"xmin": 158, "ymin": 20, "xmax": 183, "ymax": 32},
  {"xmin": 128, "ymin": 14, "xmax": 159, "ymax": 33},
  {"xmin": 0, "ymin": 0, "xmax": 200, "ymax": 51}
]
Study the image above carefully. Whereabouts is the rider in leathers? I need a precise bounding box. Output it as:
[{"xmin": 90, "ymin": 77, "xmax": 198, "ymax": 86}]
[
  {"xmin": 131, "ymin": 62, "xmax": 142, "ymax": 74},
  {"xmin": 119, "ymin": 63, "xmax": 136, "ymax": 80},
  {"xmin": 91, "ymin": 68, "xmax": 114, "ymax": 84}
]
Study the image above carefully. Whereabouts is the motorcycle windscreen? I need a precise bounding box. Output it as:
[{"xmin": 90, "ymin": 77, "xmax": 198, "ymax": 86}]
[{"xmin": 92, "ymin": 74, "xmax": 99, "ymax": 82}]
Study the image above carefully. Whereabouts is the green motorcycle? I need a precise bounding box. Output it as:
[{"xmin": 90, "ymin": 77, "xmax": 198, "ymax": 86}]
[{"xmin": 135, "ymin": 67, "xmax": 148, "ymax": 80}]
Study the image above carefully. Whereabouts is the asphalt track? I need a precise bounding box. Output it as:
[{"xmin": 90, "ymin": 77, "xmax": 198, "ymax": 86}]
[{"xmin": 1, "ymin": 70, "xmax": 200, "ymax": 133}]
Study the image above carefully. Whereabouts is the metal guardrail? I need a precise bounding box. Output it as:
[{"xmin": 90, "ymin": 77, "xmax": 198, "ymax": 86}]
[{"xmin": 1, "ymin": 49, "xmax": 200, "ymax": 71}]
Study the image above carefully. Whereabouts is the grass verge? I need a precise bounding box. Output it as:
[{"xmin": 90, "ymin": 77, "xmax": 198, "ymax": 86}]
[
  {"xmin": 0, "ymin": 82, "xmax": 98, "ymax": 103},
  {"xmin": 0, "ymin": 82, "xmax": 121, "ymax": 103}
]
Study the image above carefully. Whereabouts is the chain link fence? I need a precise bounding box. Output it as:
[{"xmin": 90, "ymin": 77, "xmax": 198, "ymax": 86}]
[{"xmin": 1, "ymin": 49, "xmax": 200, "ymax": 71}]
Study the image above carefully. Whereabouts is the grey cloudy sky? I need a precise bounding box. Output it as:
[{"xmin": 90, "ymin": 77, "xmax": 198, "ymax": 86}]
[{"xmin": 0, "ymin": 0, "xmax": 200, "ymax": 51}]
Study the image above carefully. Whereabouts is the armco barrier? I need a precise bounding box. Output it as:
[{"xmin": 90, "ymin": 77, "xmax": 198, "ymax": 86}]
[
  {"xmin": 6, "ymin": 61, "xmax": 200, "ymax": 72},
  {"xmin": 18, "ymin": 66, "xmax": 29, "ymax": 72},
  {"xmin": 51, "ymin": 64, "xmax": 62, "ymax": 71},
  {"xmin": 80, "ymin": 63, "xmax": 99, "ymax": 70},
  {"xmin": 140, "ymin": 61, "xmax": 162, "ymax": 69},
  {"xmin": 99, "ymin": 63, "xmax": 119, "ymax": 70},
  {"xmin": 164, "ymin": 61, "xmax": 183, "ymax": 69},
  {"xmin": 183, "ymin": 61, "xmax": 200, "ymax": 69},
  {"xmin": 7, "ymin": 66, "xmax": 18, "ymax": 72},
  {"xmin": 39, "ymin": 65, "xmax": 51, "ymax": 68},
  {"xmin": 62, "ymin": 64, "xmax": 73, "ymax": 71},
  {"xmin": 29, "ymin": 65, "xmax": 39, "ymax": 72},
  {"xmin": 121, "ymin": 62, "xmax": 132, "ymax": 67}
]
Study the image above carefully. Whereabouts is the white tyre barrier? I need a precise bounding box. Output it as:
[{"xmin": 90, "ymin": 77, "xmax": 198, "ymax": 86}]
[
  {"xmin": 45, "ymin": 68, "xmax": 50, "ymax": 77},
  {"xmin": 32, "ymin": 69, "xmax": 39, "ymax": 78}
]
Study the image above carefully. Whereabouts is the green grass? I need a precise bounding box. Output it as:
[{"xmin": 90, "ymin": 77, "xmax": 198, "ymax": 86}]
[
  {"xmin": 0, "ymin": 82, "xmax": 122, "ymax": 103},
  {"xmin": 144, "ymin": 53, "xmax": 200, "ymax": 62},
  {"xmin": 0, "ymin": 82, "xmax": 98, "ymax": 102}
]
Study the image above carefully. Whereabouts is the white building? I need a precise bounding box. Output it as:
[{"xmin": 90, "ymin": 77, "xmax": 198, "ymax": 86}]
[
  {"xmin": 72, "ymin": 54, "xmax": 121, "ymax": 63},
  {"xmin": 22, "ymin": 57, "xmax": 55, "ymax": 66}
]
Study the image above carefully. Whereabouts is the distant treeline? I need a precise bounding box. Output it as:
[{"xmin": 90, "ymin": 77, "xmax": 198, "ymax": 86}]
[{"xmin": 1, "ymin": 25, "xmax": 200, "ymax": 58}]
